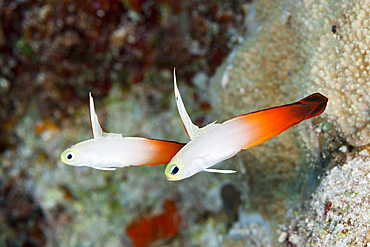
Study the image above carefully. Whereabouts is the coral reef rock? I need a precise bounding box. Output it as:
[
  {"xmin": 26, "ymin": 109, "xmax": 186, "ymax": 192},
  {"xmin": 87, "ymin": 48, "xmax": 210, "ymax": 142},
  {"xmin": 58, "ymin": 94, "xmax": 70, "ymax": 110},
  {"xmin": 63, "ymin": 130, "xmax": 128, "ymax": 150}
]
[
  {"xmin": 283, "ymin": 151, "xmax": 370, "ymax": 246},
  {"xmin": 209, "ymin": 0, "xmax": 370, "ymax": 233},
  {"xmin": 213, "ymin": 0, "xmax": 370, "ymax": 148}
]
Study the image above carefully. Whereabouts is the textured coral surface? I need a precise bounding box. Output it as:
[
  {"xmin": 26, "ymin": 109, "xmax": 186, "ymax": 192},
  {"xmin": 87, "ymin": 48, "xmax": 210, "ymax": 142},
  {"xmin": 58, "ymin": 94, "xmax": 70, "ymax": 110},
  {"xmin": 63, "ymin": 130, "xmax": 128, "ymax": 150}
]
[
  {"xmin": 281, "ymin": 151, "xmax": 370, "ymax": 246},
  {"xmin": 211, "ymin": 0, "xmax": 370, "ymax": 233},
  {"xmin": 215, "ymin": 0, "xmax": 370, "ymax": 147},
  {"xmin": 303, "ymin": 0, "xmax": 370, "ymax": 147}
]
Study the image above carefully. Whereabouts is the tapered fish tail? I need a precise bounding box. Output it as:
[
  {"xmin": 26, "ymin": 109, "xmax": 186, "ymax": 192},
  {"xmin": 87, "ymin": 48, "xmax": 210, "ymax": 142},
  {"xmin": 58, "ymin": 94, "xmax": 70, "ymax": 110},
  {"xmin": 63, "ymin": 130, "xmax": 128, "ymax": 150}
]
[
  {"xmin": 233, "ymin": 92, "xmax": 328, "ymax": 150},
  {"xmin": 281, "ymin": 92, "xmax": 328, "ymax": 130},
  {"xmin": 297, "ymin": 93, "xmax": 328, "ymax": 121}
]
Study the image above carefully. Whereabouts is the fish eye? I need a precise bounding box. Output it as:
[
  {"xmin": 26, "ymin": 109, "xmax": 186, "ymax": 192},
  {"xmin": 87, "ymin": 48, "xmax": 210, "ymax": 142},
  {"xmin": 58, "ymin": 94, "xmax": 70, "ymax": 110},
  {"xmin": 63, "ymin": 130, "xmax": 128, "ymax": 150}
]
[
  {"xmin": 170, "ymin": 165, "xmax": 180, "ymax": 175},
  {"xmin": 65, "ymin": 151, "xmax": 75, "ymax": 161}
]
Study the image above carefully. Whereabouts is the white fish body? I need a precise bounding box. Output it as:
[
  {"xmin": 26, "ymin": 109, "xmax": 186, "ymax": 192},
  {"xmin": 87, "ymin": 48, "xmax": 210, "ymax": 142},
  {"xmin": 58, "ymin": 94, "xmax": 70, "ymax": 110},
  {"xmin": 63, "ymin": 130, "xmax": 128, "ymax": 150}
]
[
  {"xmin": 172, "ymin": 69, "xmax": 236, "ymax": 174},
  {"xmin": 60, "ymin": 93, "xmax": 184, "ymax": 170},
  {"xmin": 165, "ymin": 71, "xmax": 328, "ymax": 181},
  {"xmin": 165, "ymin": 116, "xmax": 250, "ymax": 179}
]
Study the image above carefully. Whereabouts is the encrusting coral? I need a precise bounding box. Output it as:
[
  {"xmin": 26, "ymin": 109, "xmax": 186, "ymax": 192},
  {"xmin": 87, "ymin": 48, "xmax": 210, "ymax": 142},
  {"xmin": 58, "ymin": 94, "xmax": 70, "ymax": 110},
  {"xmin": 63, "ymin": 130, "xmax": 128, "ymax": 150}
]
[
  {"xmin": 303, "ymin": 0, "xmax": 370, "ymax": 147},
  {"xmin": 214, "ymin": 0, "xmax": 370, "ymax": 148},
  {"xmin": 281, "ymin": 151, "xmax": 370, "ymax": 246},
  {"xmin": 211, "ymin": 0, "xmax": 322, "ymax": 221},
  {"xmin": 210, "ymin": 0, "xmax": 370, "ymax": 240}
]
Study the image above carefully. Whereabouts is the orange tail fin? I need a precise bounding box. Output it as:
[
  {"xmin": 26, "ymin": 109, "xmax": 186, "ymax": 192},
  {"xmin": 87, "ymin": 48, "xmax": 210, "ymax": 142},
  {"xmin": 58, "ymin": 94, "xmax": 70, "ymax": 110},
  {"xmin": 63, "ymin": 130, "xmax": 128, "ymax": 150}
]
[
  {"xmin": 297, "ymin": 93, "xmax": 328, "ymax": 121},
  {"xmin": 237, "ymin": 93, "xmax": 328, "ymax": 150}
]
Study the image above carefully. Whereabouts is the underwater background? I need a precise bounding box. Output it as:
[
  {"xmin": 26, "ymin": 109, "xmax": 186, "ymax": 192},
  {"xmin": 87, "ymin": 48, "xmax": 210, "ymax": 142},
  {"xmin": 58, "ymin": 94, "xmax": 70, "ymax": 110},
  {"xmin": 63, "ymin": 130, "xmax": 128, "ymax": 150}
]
[{"xmin": 1, "ymin": 0, "xmax": 370, "ymax": 246}]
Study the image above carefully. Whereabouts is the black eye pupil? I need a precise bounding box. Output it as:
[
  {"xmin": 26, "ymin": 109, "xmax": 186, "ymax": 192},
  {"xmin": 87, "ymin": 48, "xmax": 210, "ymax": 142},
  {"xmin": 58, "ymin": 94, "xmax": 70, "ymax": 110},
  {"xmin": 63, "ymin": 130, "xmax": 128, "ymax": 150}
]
[
  {"xmin": 67, "ymin": 154, "xmax": 73, "ymax": 160},
  {"xmin": 171, "ymin": 166, "xmax": 179, "ymax": 175}
]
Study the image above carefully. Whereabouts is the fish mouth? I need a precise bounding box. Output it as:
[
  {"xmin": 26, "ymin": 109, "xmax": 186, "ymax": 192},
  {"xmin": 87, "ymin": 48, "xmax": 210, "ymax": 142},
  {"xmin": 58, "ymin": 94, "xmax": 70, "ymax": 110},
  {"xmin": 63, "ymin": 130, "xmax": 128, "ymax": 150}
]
[{"xmin": 60, "ymin": 153, "xmax": 67, "ymax": 165}]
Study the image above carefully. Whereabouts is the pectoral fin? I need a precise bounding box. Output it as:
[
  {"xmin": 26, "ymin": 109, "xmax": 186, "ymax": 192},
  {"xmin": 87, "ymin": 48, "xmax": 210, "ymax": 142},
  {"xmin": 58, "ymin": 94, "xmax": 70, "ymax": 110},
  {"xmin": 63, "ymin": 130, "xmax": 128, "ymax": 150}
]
[
  {"xmin": 89, "ymin": 93, "xmax": 122, "ymax": 139},
  {"xmin": 92, "ymin": 167, "xmax": 117, "ymax": 171},
  {"xmin": 173, "ymin": 69, "xmax": 219, "ymax": 140},
  {"xmin": 203, "ymin": 169, "xmax": 236, "ymax": 173}
]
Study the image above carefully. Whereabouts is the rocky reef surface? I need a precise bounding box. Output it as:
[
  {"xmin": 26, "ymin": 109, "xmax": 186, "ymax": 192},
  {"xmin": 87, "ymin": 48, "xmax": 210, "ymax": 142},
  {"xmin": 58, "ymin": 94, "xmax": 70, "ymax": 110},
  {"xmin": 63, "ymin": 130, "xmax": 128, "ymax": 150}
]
[
  {"xmin": 211, "ymin": 0, "xmax": 370, "ymax": 245},
  {"xmin": 279, "ymin": 150, "xmax": 370, "ymax": 246}
]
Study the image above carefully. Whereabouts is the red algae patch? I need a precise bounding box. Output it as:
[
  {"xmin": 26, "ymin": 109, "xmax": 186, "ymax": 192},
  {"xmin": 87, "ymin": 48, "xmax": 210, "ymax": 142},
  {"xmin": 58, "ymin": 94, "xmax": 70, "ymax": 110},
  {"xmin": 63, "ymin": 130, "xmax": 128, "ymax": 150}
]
[{"xmin": 126, "ymin": 199, "xmax": 181, "ymax": 247}]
